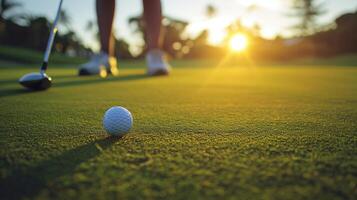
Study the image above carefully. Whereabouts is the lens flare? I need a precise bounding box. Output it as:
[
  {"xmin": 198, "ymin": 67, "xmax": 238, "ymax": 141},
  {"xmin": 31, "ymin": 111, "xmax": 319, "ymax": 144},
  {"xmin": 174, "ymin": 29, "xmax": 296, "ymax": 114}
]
[{"xmin": 230, "ymin": 33, "xmax": 248, "ymax": 52}]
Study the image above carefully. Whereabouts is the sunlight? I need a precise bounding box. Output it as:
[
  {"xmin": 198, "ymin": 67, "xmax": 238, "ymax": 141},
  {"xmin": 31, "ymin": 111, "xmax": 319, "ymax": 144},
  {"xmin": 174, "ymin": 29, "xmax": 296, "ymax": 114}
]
[
  {"xmin": 186, "ymin": 17, "xmax": 231, "ymax": 46},
  {"xmin": 229, "ymin": 33, "xmax": 248, "ymax": 52},
  {"xmin": 209, "ymin": 30, "xmax": 226, "ymax": 45},
  {"xmin": 260, "ymin": 28, "xmax": 277, "ymax": 39},
  {"xmin": 236, "ymin": 0, "xmax": 285, "ymax": 11}
]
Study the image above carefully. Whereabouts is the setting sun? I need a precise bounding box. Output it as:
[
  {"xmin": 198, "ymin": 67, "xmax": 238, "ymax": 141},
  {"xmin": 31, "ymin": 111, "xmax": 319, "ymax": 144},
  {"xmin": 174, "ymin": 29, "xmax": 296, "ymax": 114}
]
[{"xmin": 229, "ymin": 33, "xmax": 248, "ymax": 52}]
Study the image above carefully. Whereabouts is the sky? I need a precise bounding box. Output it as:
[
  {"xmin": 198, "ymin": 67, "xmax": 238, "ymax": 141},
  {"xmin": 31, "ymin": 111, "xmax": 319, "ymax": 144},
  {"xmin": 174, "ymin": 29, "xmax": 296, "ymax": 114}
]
[{"xmin": 10, "ymin": 0, "xmax": 357, "ymax": 52}]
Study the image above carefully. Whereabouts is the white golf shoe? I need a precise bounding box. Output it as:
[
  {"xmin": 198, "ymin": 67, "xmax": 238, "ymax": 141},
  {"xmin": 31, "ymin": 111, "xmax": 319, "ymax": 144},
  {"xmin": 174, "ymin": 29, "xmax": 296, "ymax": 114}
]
[
  {"xmin": 78, "ymin": 52, "xmax": 119, "ymax": 77},
  {"xmin": 146, "ymin": 49, "xmax": 171, "ymax": 76}
]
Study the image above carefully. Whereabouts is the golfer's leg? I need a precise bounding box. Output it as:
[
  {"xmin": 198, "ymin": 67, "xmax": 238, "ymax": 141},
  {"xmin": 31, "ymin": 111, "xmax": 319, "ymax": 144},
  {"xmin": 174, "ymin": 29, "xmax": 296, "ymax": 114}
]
[
  {"xmin": 97, "ymin": 0, "xmax": 115, "ymax": 56},
  {"xmin": 143, "ymin": 0, "xmax": 162, "ymax": 50},
  {"xmin": 78, "ymin": 0, "xmax": 117, "ymax": 76}
]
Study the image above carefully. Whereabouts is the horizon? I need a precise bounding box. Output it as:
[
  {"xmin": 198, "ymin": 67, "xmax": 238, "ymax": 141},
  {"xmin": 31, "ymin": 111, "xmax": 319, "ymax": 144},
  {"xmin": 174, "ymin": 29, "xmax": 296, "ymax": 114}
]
[{"xmin": 8, "ymin": 0, "xmax": 357, "ymax": 54}]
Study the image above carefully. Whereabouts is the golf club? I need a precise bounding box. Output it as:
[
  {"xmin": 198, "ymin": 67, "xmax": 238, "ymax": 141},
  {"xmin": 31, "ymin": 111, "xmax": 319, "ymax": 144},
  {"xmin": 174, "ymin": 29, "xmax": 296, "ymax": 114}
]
[{"xmin": 19, "ymin": 0, "xmax": 64, "ymax": 90}]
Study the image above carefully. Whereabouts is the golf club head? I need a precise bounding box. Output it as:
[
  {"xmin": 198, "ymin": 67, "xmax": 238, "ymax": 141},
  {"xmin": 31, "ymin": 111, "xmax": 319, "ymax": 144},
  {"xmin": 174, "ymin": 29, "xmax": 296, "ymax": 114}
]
[{"xmin": 19, "ymin": 72, "xmax": 52, "ymax": 91}]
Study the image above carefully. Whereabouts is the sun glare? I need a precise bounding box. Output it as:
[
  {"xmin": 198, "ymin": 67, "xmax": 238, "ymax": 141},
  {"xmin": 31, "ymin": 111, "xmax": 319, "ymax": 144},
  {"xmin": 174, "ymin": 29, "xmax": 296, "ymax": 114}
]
[
  {"xmin": 209, "ymin": 30, "xmax": 226, "ymax": 45},
  {"xmin": 229, "ymin": 33, "xmax": 248, "ymax": 52}
]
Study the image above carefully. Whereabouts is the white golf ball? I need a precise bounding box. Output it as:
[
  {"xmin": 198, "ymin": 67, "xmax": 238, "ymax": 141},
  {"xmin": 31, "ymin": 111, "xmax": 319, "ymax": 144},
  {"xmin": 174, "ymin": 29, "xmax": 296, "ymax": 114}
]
[{"xmin": 103, "ymin": 106, "xmax": 133, "ymax": 136}]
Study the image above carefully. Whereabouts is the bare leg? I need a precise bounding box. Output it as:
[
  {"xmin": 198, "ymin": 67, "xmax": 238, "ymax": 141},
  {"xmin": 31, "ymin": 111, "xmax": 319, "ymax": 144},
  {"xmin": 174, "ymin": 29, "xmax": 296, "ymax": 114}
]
[
  {"xmin": 143, "ymin": 0, "xmax": 163, "ymax": 50},
  {"xmin": 96, "ymin": 0, "xmax": 115, "ymax": 56}
]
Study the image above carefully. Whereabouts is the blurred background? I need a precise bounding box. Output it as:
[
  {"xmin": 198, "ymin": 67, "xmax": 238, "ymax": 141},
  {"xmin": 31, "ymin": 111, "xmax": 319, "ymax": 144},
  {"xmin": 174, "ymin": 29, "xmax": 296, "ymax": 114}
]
[{"xmin": 0, "ymin": 0, "xmax": 356, "ymax": 64}]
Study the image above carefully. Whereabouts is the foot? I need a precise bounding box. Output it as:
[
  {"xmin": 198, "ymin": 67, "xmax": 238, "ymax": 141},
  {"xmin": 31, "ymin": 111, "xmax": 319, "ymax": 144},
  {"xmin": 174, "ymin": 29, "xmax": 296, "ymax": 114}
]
[
  {"xmin": 146, "ymin": 49, "xmax": 171, "ymax": 76},
  {"xmin": 78, "ymin": 52, "xmax": 119, "ymax": 77}
]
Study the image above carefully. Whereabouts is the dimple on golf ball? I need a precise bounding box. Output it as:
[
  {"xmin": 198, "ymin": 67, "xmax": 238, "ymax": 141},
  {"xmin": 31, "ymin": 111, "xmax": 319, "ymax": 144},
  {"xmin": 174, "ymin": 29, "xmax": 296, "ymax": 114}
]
[{"xmin": 103, "ymin": 106, "xmax": 133, "ymax": 136}]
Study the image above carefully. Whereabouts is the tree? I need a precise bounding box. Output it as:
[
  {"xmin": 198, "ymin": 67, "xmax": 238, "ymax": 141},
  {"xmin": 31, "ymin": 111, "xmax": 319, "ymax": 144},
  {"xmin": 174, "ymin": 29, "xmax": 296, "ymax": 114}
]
[
  {"xmin": 0, "ymin": 0, "xmax": 21, "ymax": 21},
  {"xmin": 59, "ymin": 10, "xmax": 72, "ymax": 30},
  {"xmin": 290, "ymin": 0, "xmax": 325, "ymax": 35},
  {"xmin": 225, "ymin": 19, "xmax": 244, "ymax": 38},
  {"xmin": 205, "ymin": 4, "xmax": 217, "ymax": 18},
  {"xmin": 85, "ymin": 20, "xmax": 100, "ymax": 41},
  {"xmin": 26, "ymin": 17, "xmax": 50, "ymax": 51},
  {"xmin": 128, "ymin": 15, "xmax": 189, "ymax": 57},
  {"xmin": 56, "ymin": 30, "xmax": 76, "ymax": 54},
  {"xmin": 115, "ymin": 38, "xmax": 133, "ymax": 59},
  {"xmin": 85, "ymin": 20, "xmax": 95, "ymax": 32}
]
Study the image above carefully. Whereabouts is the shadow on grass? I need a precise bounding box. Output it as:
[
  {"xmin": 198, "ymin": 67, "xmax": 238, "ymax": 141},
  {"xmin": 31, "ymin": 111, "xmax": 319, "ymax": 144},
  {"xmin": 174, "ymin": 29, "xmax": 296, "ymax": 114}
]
[
  {"xmin": 0, "ymin": 73, "xmax": 149, "ymax": 98},
  {"xmin": 55, "ymin": 73, "xmax": 149, "ymax": 88},
  {"xmin": 0, "ymin": 136, "xmax": 121, "ymax": 199},
  {"xmin": 0, "ymin": 88, "xmax": 37, "ymax": 98},
  {"xmin": 0, "ymin": 78, "xmax": 18, "ymax": 85},
  {"xmin": 0, "ymin": 73, "xmax": 77, "ymax": 87}
]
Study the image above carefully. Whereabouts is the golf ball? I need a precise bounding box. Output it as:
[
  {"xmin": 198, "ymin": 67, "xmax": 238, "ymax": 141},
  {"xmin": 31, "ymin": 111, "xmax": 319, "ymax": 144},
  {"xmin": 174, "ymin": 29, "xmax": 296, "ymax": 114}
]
[{"xmin": 103, "ymin": 106, "xmax": 133, "ymax": 136}]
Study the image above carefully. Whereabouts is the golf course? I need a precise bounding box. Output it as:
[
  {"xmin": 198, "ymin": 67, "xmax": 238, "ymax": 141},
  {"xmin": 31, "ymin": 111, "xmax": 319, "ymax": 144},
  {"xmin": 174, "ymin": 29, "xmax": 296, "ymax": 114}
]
[{"xmin": 0, "ymin": 57, "xmax": 356, "ymax": 199}]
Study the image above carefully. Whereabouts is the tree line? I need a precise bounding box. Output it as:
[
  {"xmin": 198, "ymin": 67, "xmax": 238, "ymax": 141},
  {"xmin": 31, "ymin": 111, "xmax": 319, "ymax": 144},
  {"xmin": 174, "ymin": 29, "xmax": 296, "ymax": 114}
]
[{"xmin": 1, "ymin": 0, "xmax": 356, "ymax": 61}]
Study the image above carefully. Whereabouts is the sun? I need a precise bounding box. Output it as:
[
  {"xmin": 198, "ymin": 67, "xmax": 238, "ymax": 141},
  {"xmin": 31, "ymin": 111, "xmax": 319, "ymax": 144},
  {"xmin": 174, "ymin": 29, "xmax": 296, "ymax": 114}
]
[{"xmin": 229, "ymin": 33, "xmax": 248, "ymax": 52}]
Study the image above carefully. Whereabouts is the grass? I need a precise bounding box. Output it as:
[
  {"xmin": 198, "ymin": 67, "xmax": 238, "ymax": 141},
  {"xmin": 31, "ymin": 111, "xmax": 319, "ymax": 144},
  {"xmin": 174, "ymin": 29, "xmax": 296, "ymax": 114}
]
[{"xmin": 0, "ymin": 58, "xmax": 356, "ymax": 199}]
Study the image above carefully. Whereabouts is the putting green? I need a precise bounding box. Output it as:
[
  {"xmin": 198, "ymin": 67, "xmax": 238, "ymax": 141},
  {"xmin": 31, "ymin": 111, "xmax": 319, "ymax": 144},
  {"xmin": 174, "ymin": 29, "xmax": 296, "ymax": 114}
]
[{"xmin": 0, "ymin": 61, "xmax": 356, "ymax": 199}]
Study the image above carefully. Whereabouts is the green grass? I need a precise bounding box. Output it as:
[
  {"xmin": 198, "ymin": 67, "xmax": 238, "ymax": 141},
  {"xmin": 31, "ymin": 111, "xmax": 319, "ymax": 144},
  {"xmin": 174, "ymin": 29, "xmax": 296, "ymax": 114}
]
[{"xmin": 0, "ymin": 59, "xmax": 356, "ymax": 200}]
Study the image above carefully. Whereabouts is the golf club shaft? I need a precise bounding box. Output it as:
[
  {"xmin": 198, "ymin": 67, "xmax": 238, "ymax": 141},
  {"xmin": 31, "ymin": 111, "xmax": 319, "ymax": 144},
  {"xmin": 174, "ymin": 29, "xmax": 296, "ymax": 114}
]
[{"xmin": 41, "ymin": 0, "xmax": 64, "ymax": 73}]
